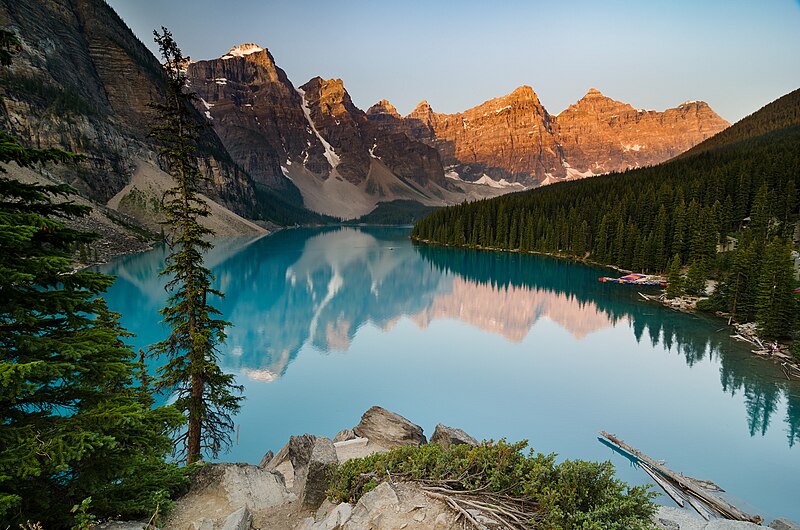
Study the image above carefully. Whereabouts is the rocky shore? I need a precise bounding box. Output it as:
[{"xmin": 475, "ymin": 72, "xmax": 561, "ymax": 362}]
[{"xmin": 98, "ymin": 406, "xmax": 798, "ymax": 530}]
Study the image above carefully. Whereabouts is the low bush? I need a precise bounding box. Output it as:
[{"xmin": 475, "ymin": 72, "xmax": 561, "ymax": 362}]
[{"xmin": 328, "ymin": 440, "xmax": 656, "ymax": 530}]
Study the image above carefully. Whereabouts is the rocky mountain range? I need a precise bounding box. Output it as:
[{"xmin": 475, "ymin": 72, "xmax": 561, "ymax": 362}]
[
  {"xmin": 190, "ymin": 42, "xmax": 729, "ymax": 217},
  {"xmin": 0, "ymin": 0, "xmax": 730, "ymax": 224}
]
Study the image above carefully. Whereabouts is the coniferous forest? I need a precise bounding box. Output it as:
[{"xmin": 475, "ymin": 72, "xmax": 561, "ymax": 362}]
[{"xmin": 412, "ymin": 89, "xmax": 800, "ymax": 339}]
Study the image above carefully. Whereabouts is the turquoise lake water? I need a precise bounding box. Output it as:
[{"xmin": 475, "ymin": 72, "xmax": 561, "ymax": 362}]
[{"xmin": 99, "ymin": 226, "xmax": 800, "ymax": 522}]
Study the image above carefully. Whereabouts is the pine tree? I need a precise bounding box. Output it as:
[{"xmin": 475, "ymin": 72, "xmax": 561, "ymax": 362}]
[
  {"xmin": 148, "ymin": 28, "xmax": 242, "ymax": 464},
  {"xmin": 755, "ymin": 238, "xmax": 796, "ymax": 338},
  {"xmin": 0, "ymin": 29, "xmax": 185, "ymax": 527},
  {"xmin": 665, "ymin": 254, "xmax": 683, "ymax": 298}
]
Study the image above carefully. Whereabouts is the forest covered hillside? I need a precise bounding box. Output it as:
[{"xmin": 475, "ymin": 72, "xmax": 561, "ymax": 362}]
[{"xmin": 412, "ymin": 88, "xmax": 800, "ymax": 338}]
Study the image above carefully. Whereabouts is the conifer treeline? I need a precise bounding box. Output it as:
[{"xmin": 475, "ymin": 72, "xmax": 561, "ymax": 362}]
[{"xmin": 412, "ymin": 108, "xmax": 800, "ymax": 337}]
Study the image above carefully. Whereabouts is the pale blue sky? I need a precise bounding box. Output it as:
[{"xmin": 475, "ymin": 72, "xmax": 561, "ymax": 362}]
[{"xmin": 108, "ymin": 0, "xmax": 800, "ymax": 123}]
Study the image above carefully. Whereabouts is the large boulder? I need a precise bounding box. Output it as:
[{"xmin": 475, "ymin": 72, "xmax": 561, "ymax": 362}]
[
  {"xmin": 429, "ymin": 423, "xmax": 478, "ymax": 450},
  {"xmin": 163, "ymin": 463, "xmax": 296, "ymax": 530},
  {"xmin": 300, "ymin": 437, "xmax": 339, "ymax": 509},
  {"xmin": 221, "ymin": 464, "xmax": 295, "ymax": 510},
  {"xmin": 352, "ymin": 406, "xmax": 426, "ymax": 449},
  {"xmin": 261, "ymin": 433, "xmax": 319, "ymax": 490}
]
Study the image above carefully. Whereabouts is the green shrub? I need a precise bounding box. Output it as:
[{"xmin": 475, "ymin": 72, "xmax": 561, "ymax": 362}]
[{"xmin": 328, "ymin": 440, "xmax": 656, "ymax": 530}]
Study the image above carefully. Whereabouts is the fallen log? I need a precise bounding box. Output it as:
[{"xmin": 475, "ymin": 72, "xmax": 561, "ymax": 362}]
[
  {"xmin": 638, "ymin": 461, "xmax": 684, "ymax": 507},
  {"xmin": 599, "ymin": 431, "xmax": 762, "ymax": 524}
]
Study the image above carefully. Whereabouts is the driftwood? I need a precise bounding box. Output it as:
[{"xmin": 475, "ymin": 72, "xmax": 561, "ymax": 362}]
[
  {"xmin": 599, "ymin": 431, "xmax": 762, "ymax": 524},
  {"xmin": 638, "ymin": 462, "xmax": 684, "ymax": 507}
]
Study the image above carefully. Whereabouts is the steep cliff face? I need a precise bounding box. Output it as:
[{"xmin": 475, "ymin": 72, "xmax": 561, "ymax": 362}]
[
  {"xmin": 187, "ymin": 45, "xmax": 329, "ymax": 193},
  {"xmin": 188, "ymin": 48, "xmax": 452, "ymax": 218},
  {"xmin": 0, "ymin": 0, "xmax": 260, "ymax": 223},
  {"xmin": 555, "ymin": 88, "xmax": 730, "ymax": 175},
  {"xmin": 404, "ymin": 86, "xmax": 564, "ymax": 185},
  {"xmin": 398, "ymin": 86, "xmax": 728, "ymax": 186},
  {"xmin": 298, "ymin": 76, "xmax": 371, "ymax": 184}
]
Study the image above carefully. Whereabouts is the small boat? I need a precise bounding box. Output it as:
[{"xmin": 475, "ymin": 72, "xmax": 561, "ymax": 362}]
[{"xmin": 599, "ymin": 273, "xmax": 667, "ymax": 286}]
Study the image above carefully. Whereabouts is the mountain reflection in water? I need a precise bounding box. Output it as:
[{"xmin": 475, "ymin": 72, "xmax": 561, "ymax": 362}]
[{"xmin": 100, "ymin": 226, "xmax": 800, "ymax": 521}]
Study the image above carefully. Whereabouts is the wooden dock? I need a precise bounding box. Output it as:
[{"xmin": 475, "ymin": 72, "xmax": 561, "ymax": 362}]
[{"xmin": 598, "ymin": 431, "xmax": 762, "ymax": 524}]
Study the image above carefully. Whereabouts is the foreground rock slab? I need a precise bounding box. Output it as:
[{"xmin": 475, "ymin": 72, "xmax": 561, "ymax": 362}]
[
  {"xmin": 164, "ymin": 463, "xmax": 296, "ymax": 530},
  {"xmin": 341, "ymin": 482, "xmax": 459, "ymax": 530},
  {"xmin": 353, "ymin": 406, "xmax": 426, "ymax": 448}
]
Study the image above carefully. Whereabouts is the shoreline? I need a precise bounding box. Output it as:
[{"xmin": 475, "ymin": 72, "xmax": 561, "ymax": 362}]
[{"xmin": 411, "ymin": 236, "xmax": 800, "ymax": 379}]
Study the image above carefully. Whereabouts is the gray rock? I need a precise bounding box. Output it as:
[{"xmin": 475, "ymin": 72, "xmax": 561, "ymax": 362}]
[
  {"xmin": 262, "ymin": 442, "xmax": 289, "ymax": 470},
  {"xmin": 655, "ymin": 517, "xmax": 679, "ymax": 530},
  {"xmin": 429, "ymin": 423, "xmax": 478, "ymax": 450},
  {"xmin": 333, "ymin": 429, "xmax": 356, "ymax": 443},
  {"xmin": 301, "ymin": 437, "xmax": 339, "ymax": 509},
  {"xmin": 220, "ymin": 464, "xmax": 297, "ymax": 510},
  {"xmin": 344, "ymin": 482, "xmax": 399, "ymax": 530},
  {"xmin": 258, "ymin": 449, "xmax": 274, "ymax": 468},
  {"xmin": 220, "ymin": 506, "xmax": 251, "ymax": 530},
  {"xmin": 770, "ymin": 519, "xmax": 800, "ymax": 530},
  {"xmin": 95, "ymin": 522, "xmax": 146, "ymax": 530},
  {"xmin": 353, "ymin": 406, "xmax": 426, "ymax": 449},
  {"xmin": 654, "ymin": 507, "xmax": 706, "ymax": 530},
  {"xmin": 301, "ymin": 503, "xmax": 354, "ymax": 530},
  {"xmin": 289, "ymin": 434, "xmax": 318, "ymax": 469},
  {"xmin": 188, "ymin": 518, "xmax": 214, "ymax": 530},
  {"xmin": 343, "ymin": 482, "xmax": 457, "ymax": 530}
]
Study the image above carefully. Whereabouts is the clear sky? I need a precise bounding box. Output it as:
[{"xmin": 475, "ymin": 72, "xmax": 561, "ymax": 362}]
[{"xmin": 107, "ymin": 0, "xmax": 800, "ymax": 123}]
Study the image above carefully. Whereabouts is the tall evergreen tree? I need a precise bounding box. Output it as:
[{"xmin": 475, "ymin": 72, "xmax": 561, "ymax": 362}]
[
  {"xmin": 148, "ymin": 28, "xmax": 242, "ymax": 464},
  {"xmin": 755, "ymin": 238, "xmax": 796, "ymax": 338},
  {"xmin": 665, "ymin": 254, "xmax": 683, "ymax": 299},
  {"xmin": 0, "ymin": 29, "xmax": 185, "ymax": 527}
]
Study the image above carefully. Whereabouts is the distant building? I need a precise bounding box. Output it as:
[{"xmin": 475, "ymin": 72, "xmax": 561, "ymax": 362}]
[{"xmin": 716, "ymin": 236, "xmax": 738, "ymax": 253}]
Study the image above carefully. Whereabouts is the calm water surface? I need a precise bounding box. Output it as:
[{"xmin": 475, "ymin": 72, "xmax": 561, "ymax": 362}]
[{"xmin": 100, "ymin": 226, "xmax": 800, "ymax": 521}]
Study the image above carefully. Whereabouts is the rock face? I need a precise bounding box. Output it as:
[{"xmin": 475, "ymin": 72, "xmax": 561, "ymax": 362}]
[
  {"xmin": 429, "ymin": 423, "xmax": 478, "ymax": 450},
  {"xmin": 555, "ymin": 88, "xmax": 730, "ymax": 177},
  {"xmin": 353, "ymin": 406, "xmax": 427, "ymax": 448},
  {"xmin": 405, "ymin": 86, "xmax": 564, "ymax": 185},
  {"xmin": 3, "ymin": 0, "xmax": 730, "ymax": 225},
  {"xmin": 186, "ymin": 51, "xmax": 452, "ymax": 219},
  {"xmin": 187, "ymin": 44, "xmax": 315, "ymax": 196},
  {"xmin": 0, "ymin": 0, "xmax": 260, "ymax": 224},
  {"xmin": 396, "ymin": 86, "xmax": 729, "ymax": 186}
]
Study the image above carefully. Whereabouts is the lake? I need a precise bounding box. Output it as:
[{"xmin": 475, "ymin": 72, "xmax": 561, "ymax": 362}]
[{"xmin": 99, "ymin": 226, "xmax": 800, "ymax": 522}]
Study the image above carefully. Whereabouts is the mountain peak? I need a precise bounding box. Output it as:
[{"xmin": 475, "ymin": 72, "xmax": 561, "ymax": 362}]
[
  {"xmin": 221, "ymin": 43, "xmax": 265, "ymax": 59},
  {"xmin": 411, "ymin": 100, "xmax": 433, "ymax": 114},
  {"xmin": 367, "ymin": 99, "xmax": 400, "ymax": 117},
  {"xmin": 511, "ymin": 85, "xmax": 535, "ymax": 97}
]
